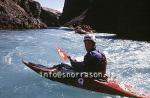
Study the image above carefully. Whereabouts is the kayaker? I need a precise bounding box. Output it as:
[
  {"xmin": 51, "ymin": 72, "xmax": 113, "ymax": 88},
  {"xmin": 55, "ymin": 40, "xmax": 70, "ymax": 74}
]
[{"xmin": 67, "ymin": 35, "xmax": 107, "ymax": 79}]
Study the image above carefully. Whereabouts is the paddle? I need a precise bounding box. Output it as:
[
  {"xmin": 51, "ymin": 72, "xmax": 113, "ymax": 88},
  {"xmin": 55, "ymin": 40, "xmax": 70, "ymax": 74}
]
[{"xmin": 56, "ymin": 48, "xmax": 68, "ymax": 61}]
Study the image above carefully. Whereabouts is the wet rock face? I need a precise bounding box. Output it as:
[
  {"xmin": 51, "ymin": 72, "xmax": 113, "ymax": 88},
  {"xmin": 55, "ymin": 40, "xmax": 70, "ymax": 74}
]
[
  {"xmin": 61, "ymin": 0, "xmax": 150, "ymax": 40},
  {"xmin": 0, "ymin": 0, "xmax": 61, "ymax": 29}
]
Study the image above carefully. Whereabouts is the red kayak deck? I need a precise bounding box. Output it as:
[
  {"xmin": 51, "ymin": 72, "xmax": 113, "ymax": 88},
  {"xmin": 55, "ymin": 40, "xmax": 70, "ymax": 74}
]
[{"xmin": 22, "ymin": 60, "xmax": 150, "ymax": 98}]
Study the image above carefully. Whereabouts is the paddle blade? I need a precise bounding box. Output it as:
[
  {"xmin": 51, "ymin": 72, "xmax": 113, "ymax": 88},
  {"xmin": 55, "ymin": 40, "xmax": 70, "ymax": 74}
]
[{"xmin": 57, "ymin": 48, "xmax": 68, "ymax": 61}]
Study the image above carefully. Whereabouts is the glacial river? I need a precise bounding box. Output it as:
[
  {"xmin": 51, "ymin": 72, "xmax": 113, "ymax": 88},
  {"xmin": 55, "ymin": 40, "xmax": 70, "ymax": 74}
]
[{"xmin": 0, "ymin": 28, "xmax": 150, "ymax": 98}]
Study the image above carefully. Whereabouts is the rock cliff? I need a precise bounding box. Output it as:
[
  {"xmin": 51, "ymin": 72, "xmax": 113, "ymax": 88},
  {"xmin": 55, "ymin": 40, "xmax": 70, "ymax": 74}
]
[
  {"xmin": 0, "ymin": 0, "xmax": 61, "ymax": 29},
  {"xmin": 60, "ymin": 0, "xmax": 150, "ymax": 40}
]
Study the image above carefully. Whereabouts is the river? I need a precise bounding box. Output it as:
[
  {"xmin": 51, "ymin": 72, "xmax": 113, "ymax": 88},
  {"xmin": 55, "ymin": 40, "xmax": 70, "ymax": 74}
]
[{"xmin": 0, "ymin": 28, "xmax": 150, "ymax": 98}]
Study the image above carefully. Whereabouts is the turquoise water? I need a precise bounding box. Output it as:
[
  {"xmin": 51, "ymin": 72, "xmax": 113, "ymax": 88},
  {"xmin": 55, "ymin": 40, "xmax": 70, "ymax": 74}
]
[{"xmin": 0, "ymin": 28, "xmax": 150, "ymax": 98}]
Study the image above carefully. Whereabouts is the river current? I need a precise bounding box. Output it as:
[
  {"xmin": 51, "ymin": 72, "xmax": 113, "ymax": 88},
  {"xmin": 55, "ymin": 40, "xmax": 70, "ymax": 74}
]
[{"xmin": 0, "ymin": 28, "xmax": 149, "ymax": 98}]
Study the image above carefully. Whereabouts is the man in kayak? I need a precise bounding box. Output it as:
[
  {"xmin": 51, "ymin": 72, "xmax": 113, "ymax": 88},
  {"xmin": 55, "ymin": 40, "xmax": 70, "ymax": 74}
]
[{"xmin": 67, "ymin": 35, "xmax": 107, "ymax": 79}]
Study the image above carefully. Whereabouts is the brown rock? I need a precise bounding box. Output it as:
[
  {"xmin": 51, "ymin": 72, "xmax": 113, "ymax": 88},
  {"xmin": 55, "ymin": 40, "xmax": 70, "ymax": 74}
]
[{"xmin": 0, "ymin": 0, "xmax": 61, "ymax": 29}]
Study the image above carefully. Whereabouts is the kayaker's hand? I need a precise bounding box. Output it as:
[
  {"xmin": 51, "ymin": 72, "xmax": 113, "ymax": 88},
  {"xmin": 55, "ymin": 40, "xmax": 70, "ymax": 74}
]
[
  {"xmin": 67, "ymin": 55, "xmax": 76, "ymax": 62},
  {"xmin": 67, "ymin": 55, "xmax": 72, "ymax": 61}
]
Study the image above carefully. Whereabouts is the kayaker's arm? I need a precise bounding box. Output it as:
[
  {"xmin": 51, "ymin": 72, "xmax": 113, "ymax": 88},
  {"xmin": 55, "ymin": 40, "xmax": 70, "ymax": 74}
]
[
  {"xmin": 67, "ymin": 55, "xmax": 78, "ymax": 66},
  {"xmin": 67, "ymin": 55, "xmax": 73, "ymax": 62},
  {"xmin": 67, "ymin": 55, "xmax": 84, "ymax": 72}
]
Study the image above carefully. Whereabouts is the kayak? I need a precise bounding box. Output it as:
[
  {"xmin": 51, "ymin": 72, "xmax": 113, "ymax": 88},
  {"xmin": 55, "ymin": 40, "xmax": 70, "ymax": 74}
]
[{"xmin": 22, "ymin": 60, "xmax": 149, "ymax": 98}]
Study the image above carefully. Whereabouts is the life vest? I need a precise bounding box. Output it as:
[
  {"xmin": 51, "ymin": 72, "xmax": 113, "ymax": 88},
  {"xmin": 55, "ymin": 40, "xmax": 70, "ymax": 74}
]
[{"xmin": 84, "ymin": 50, "xmax": 107, "ymax": 75}]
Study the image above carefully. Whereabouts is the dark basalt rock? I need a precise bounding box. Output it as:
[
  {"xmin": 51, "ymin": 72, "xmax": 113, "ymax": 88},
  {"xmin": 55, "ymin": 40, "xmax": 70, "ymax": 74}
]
[
  {"xmin": 60, "ymin": 0, "xmax": 91, "ymax": 25},
  {"xmin": 60, "ymin": 0, "xmax": 150, "ymax": 40}
]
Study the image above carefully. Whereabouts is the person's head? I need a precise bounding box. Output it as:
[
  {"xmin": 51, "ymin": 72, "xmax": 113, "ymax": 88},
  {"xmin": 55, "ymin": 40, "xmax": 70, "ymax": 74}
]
[{"xmin": 84, "ymin": 35, "xmax": 96, "ymax": 52}]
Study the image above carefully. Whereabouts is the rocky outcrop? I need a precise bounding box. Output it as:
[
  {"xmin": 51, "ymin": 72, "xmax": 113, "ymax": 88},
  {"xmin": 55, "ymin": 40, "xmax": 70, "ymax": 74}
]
[
  {"xmin": 40, "ymin": 7, "xmax": 61, "ymax": 27},
  {"xmin": 60, "ymin": 0, "xmax": 150, "ymax": 40},
  {"xmin": 60, "ymin": 0, "xmax": 90, "ymax": 25},
  {"xmin": 0, "ymin": 0, "xmax": 61, "ymax": 29},
  {"xmin": 0, "ymin": 0, "xmax": 45, "ymax": 29}
]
